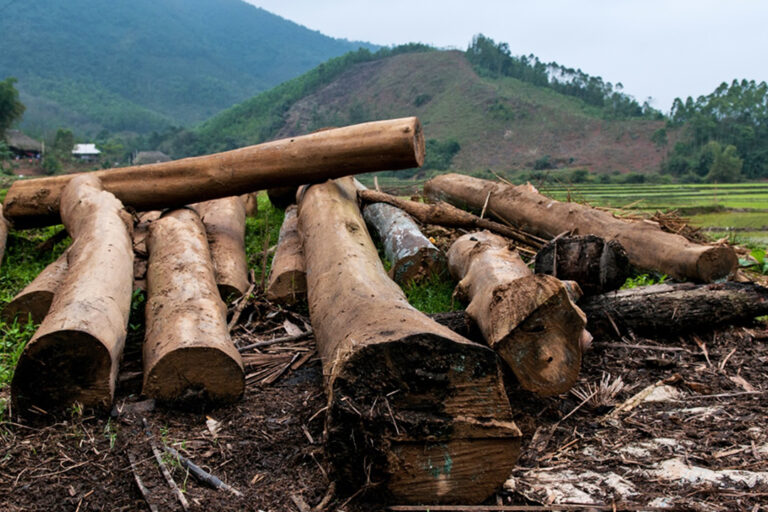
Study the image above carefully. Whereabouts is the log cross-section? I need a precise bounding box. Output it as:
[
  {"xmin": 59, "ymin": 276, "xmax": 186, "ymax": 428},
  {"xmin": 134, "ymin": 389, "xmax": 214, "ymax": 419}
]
[
  {"xmin": 298, "ymin": 178, "xmax": 521, "ymax": 504},
  {"xmin": 448, "ymin": 231, "xmax": 586, "ymax": 396},
  {"xmin": 11, "ymin": 174, "xmax": 134, "ymax": 414}
]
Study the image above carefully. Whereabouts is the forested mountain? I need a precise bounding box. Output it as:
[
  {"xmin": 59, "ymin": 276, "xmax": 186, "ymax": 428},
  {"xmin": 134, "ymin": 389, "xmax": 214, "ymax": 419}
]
[{"xmin": 0, "ymin": 0, "xmax": 374, "ymax": 135}]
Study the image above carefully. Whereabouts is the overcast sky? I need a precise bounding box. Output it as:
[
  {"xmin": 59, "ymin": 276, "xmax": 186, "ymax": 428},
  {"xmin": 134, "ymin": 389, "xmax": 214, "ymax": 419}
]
[{"xmin": 245, "ymin": 0, "xmax": 768, "ymax": 112}]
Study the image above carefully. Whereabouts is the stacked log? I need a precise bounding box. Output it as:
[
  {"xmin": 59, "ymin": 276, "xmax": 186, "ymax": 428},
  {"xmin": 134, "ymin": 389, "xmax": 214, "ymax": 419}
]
[
  {"xmin": 143, "ymin": 208, "xmax": 244, "ymax": 405},
  {"xmin": 299, "ymin": 178, "xmax": 521, "ymax": 504},
  {"xmin": 11, "ymin": 175, "xmax": 134, "ymax": 414},
  {"xmin": 241, "ymin": 192, "xmax": 259, "ymax": 217},
  {"xmin": 4, "ymin": 117, "xmax": 425, "ymax": 228},
  {"xmin": 192, "ymin": 197, "xmax": 250, "ymax": 302},
  {"xmin": 425, "ymin": 174, "xmax": 737, "ymax": 282},
  {"xmin": 266, "ymin": 205, "xmax": 306, "ymax": 304},
  {"xmin": 3, "ymin": 249, "xmax": 69, "ymax": 324},
  {"xmin": 448, "ymin": 231, "xmax": 586, "ymax": 396}
]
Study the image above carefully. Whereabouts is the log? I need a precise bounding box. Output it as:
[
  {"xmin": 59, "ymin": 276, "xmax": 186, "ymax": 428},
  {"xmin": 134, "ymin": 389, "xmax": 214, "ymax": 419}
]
[
  {"xmin": 298, "ymin": 178, "xmax": 521, "ymax": 504},
  {"xmin": 4, "ymin": 117, "xmax": 425, "ymax": 228},
  {"xmin": 358, "ymin": 183, "xmax": 446, "ymax": 285},
  {"xmin": 11, "ymin": 175, "xmax": 133, "ymax": 414},
  {"xmin": 3, "ymin": 249, "xmax": 69, "ymax": 324},
  {"xmin": 534, "ymin": 235, "xmax": 630, "ymax": 295},
  {"xmin": 267, "ymin": 186, "xmax": 298, "ymax": 209},
  {"xmin": 448, "ymin": 231, "xmax": 586, "ymax": 396},
  {"xmin": 0, "ymin": 204, "xmax": 7, "ymax": 267},
  {"xmin": 578, "ymin": 281, "xmax": 768, "ymax": 336},
  {"xmin": 191, "ymin": 197, "xmax": 250, "ymax": 302},
  {"xmin": 425, "ymin": 174, "xmax": 737, "ymax": 282},
  {"xmin": 266, "ymin": 205, "xmax": 306, "ymax": 304},
  {"xmin": 133, "ymin": 211, "xmax": 162, "ymax": 291},
  {"xmin": 358, "ymin": 188, "xmax": 546, "ymax": 248},
  {"xmin": 143, "ymin": 208, "xmax": 244, "ymax": 405},
  {"xmin": 241, "ymin": 192, "xmax": 259, "ymax": 217}
]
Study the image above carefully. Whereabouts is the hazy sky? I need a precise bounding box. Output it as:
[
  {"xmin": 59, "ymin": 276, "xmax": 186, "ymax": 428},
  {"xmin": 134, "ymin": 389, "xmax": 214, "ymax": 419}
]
[{"xmin": 245, "ymin": 0, "xmax": 768, "ymax": 112}]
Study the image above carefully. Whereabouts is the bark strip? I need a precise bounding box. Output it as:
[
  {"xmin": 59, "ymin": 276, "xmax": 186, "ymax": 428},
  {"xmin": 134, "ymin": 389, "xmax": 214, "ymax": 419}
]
[
  {"xmin": 143, "ymin": 208, "xmax": 244, "ymax": 406},
  {"xmin": 266, "ymin": 205, "xmax": 306, "ymax": 304},
  {"xmin": 11, "ymin": 175, "xmax": 133, "ymax": 414},
  {"xmin": 425, "ymin": 174, "xmax": 737, "ymax": 282},
  {"xmin": 299, "ymin": 178, "xmax": 521, "ymax": 504},
  {"xmin": 4, "ymin": 117, "xmax": 425, "ymax": 228},
  {"xmin": 3, "ymin": 249, "xmax": 69, "ymax": 324},
  {"xmin": 448, "ymin": 231, "xmax": 586, "ymax": 396}
]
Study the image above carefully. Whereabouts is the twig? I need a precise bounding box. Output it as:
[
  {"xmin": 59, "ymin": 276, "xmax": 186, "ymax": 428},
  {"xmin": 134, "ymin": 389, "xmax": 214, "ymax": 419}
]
[
  {"xmin": 228, "ymin": 282, "xmax": 256, "ymax": 332},
  {"xmin": 594, "ymin": 342, "xmax": 691, "ymax": 353},
  {"xmin": 35, "ymin": 228, "xmax": 68, "ymax": 252},
  {"xmin": 142, "ymin": 418, "xmax": 189, "ymax": 511},
  {"xmin": 238, "ymin": 328, "xmax": 314, "ymax": 352},
  {"xmin": 480, "ymin": 191, "xmax": 492, "ymax": 220},
  {"xmin": 164, "ymin": 444, "xmax": 243, "ymax": 497},
  {"xmin": 291, "ymin": 494, "xmax": 311, "ymax": 512},
  {"xmin": 560, "ymin": 388, "xmax": 597, "ymax": 422},
  {"xmin": 311, "ymin": 481, "xmax": 336, "ymax": 512},
  {"xmin": 127, "ymin": 451, "xmax": 159, "ymax": 512}
]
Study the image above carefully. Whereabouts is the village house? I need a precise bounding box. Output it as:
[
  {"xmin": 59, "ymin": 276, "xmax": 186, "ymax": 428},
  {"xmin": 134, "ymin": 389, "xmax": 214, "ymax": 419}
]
[
  {"xmin": 72, "ymin": 143, "xmax": 101, "ymax": 161},
  {"xmin": 4, "ymin": 129, "xmax": 42, "ymax": 160}
]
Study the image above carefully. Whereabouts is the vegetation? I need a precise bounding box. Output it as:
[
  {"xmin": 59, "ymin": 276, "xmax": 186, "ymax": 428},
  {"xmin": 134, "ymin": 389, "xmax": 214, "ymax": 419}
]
[{"xmin": 0, "ymin": 78, "xmax": 25, "ymax": 136}]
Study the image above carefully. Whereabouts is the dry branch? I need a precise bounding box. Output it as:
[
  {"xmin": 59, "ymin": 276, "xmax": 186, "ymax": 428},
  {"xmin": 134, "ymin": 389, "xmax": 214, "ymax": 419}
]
[
  {"xmin": 424, "ymin": 174, "xmax": 737, "ymax": 282},
  {"xmin": 299, "ymin": 178, "xmax": 521, "ymax": 504}
]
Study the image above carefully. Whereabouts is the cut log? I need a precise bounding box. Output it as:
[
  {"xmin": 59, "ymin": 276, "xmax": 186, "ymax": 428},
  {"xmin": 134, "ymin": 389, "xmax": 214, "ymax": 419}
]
[
  {"xmin": 11, "ymin": 175, "xmax": 133, "ymax": 414},
  {"xmin": 0, "ymin": 204, "xmax": 7, "ymax": 267},
  {"xmin": 241, "ymin": 192, "xmax": 259, "ymax": 217},
  {"xmin": 132, "ymin": 211, "xmax": 162, "ymax": 291},
  {"xmin": 358, "ymin": 183, "xmax": 446, "ymax": 285},
  {"xmin": 4, "ymin": 117, "xmax": 425, "ymax": 228},
  {"xmin": 358, "ymin": 188, "xmax": 546, "ymax": 248},
  {"xmin": 3, "ymin": 249, "xmax": 69, "ymax": 324},
  {"xmin": 579, "ymin": 281, "xmax": 768, "ymax": 336},
  {"xmin": 266, "ymin": 205, "xmax": 306, "ymax": 304},
  {"xmin": 143, "ymin": 208, "xmax": 244, "ymax": 405},
  {"xmin": 425, "ymin": 174, "xmax": 737, "ymax": 282},
  {"xmin": 267, "ymin": 186, "xmax": 298, "ymax": 209},
  {"xmin": 298, "ymin": 178, "xmax": 521, "ymax": 504},
  {"xmin": 448, "ymin": 231, "xmax": 586, "ymax": 396},
  {"xmin": 534, "ymin": 235, "xmax": 630, "ymax": 295},
  {"xmin": 191, "ymin": 197, "xmax": 250, "ymax": 302}
]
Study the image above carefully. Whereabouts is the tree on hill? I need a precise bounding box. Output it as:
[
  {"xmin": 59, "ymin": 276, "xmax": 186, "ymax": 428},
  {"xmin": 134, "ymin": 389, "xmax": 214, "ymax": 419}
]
[
  {"xmin": 705, "ymin": 141, "xmax": 743, "ymax": 183},
  {"xmin": 0, "ymin": 77, "xmax": 25, "ymax": 136}
]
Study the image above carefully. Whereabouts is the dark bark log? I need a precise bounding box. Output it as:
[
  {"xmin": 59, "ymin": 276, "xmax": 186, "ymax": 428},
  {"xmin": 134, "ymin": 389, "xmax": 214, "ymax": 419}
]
[
  {"xmin": 578, "ymin": 282, "xmax": 768, "ymax": 336},
  {"xmin": 448, "ymin": 231, "xmax": 586, "ymax": 396},
  {"xmin": 266, "ymin": 205, "xmax": 306, "ymax": 305},
  {"xmin": 4, "ymin": 117, "xmax": 425, "ymax": 228},
  {"xmin": 425, "ymin": 174, "xmax": 737, "ymax": 282},
  {"xmin": 267, "ymin": 186, "xmax": 298, "ymax": 209},
  {"xmin": 534, "ymin": 235, "xmax": 630, "ymax": 295},
  {"xmin": 192, "ymin": 197, "xmax": 250, "ymax": 302},
  {"xmin": 11, "ymin": 175, "xmax": 133, "ymax": 414},
  {"xmin": 3, "ymin": 249, "xmax": 69, "ymax": 324},
  {"xmin": 298, "ymin": 177, "xmax": 521, "ymax": 504},
  {"xmin": 143, "ymin": 208, "xmax": 244, "ymax": 406}
]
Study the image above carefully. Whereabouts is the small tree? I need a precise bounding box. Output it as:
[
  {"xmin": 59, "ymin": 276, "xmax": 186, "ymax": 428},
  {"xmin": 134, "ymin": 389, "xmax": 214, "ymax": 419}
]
[
  {"xmin": 0, "ymin": 77, "xmax": 25, "ymax": 136},
  {"xmin": 706, "ymin": 143, "xmax": 743, "ymax": 183}
]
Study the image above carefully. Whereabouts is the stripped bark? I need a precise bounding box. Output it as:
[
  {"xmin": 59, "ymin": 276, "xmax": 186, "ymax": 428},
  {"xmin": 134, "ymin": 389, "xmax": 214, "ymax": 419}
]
[
  {"xmin": 3, "ymin": 248, "xmax": 69, "ymax": 324},
  {"xmin": 4, "ymin": 117, "xmax": 425, "ymax": 228},
  {"xmin": 578, "ymin": 281, "xmax": 768, "ymax": 336},
  {"xmin": 299, "ymin": 178, "xmax": 521, "ymax": 504},
  {"xmin": 448, "ymin": 231, "xmax": 586, "ymax": 396},
  {"xmin": 266, "ymin": 205, "xmax": 306, "ymax": 304},
  {"xmin": 425, "ymin": 174, "xmax": 737, "ymax": 282},
  {"xmin": 143, "ymin": 208, "xmax": 244, "ymax": 405},
  {"xmin": 11, "ymin": 175, "xmax": 133, "ymax": 414},
  {"xmin": 192, "ymin": 197, "xmax": 250, "ymax": 301},
  {"xmin": 534, "ymin": 235, "xmax": 630, "ymax": 295}
]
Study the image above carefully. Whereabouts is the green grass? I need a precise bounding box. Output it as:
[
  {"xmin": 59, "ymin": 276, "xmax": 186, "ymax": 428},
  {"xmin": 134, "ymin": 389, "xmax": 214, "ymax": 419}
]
[
  {"xmin": 244, "ymin": 192, "xmax": 285, "ymax": 288},
  {"xmin": 403, "ymin": 273, "xmax": 462, "ymax": 314}
]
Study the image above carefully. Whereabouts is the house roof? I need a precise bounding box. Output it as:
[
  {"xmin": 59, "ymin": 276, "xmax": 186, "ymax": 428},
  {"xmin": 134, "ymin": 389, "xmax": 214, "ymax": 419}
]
[
  {"xmin": 72, "ymin": 143, "xmax": 101, "ymax": 155},
  {"xmin": 5, "ymin": 130, "xmax": 43, "ymax": 152},
  {"xmin": 134, "ymin": 151, "xmax": 171, "ymax": 165}
]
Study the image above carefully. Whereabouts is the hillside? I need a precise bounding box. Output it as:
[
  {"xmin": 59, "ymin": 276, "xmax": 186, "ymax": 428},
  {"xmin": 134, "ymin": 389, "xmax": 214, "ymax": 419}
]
[
  {"xmin": 0, "ymin": 0, "xmax": 374, "ymax": 135},
  {"xmin": 198, "ymin": 49, "xmax": 671, "ymax": 175}
]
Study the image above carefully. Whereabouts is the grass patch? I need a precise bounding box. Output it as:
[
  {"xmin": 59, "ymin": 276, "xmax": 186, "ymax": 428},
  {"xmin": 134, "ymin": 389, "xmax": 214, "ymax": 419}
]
[
  {"xmin": 403, "ymin": 272, "xmax": 462, "ymax": 314},
  {"xmin": 244, "ymin": 192, "xmax": 285, "ymax": 288}
]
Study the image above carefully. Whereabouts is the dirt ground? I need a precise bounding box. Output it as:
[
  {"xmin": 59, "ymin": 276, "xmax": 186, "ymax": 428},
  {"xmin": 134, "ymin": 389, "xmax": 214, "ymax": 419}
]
[{"xmin": 1, "ymin": 288, "xmax": 767, "ymax": 511}]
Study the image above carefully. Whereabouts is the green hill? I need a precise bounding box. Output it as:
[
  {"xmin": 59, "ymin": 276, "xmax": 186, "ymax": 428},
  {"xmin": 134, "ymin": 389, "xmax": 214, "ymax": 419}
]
[
  {"xmin": 0, "ymin": 0, "xmax": 374, "ymax": 135},
  {"xmin": 191, "ymin": 47, "xmax": 671, "ymax": 175}
]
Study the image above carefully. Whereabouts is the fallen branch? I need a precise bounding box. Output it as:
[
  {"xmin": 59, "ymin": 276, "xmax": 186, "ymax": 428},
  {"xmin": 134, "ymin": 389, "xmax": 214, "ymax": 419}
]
[
  {"xmin": 142, "ymin": 418, "xmax": 189, "ymax": 511},
  {"xmin": 238, "ymin": 328, "xmax": 314, "ymax": 352},
  {"xmin": 127, "ymin": 451, "xmax": 159, "ymax": 512},
  {"xmin": 163, "ymin": 444, "xmax": 243, "ymax": 497}
]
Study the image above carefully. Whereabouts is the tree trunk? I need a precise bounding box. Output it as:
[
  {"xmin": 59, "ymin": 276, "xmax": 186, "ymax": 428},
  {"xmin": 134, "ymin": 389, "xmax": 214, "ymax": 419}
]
[
  {"xmin": 143, "ymin": 208, "xmax": 244, "ymax": 406},
  {"xmin": 448, "ymin": 231, "xmax": 586, "ymax": 396},
  {"xmin": 358, "ymin": 183, "xmax": 445, "ymax": 285},
  {"xmin": 192, "ymin": 197, "xmax": 250, "ymax": 302},
  {"xmin": 241, "ymin": 192, "xmax": 259, "ymax": 217},
  {"xmin": 298, "ymin": 178, "xmax": 521, "ymax": 505},
  {"xmin": 425, "ymin": 174, "xmax": 737, "ymax": 282},
  {"xmin": 4, "ymin": 117, "xmax": 425, "ymax": 228},
  {"xmin": 578, "ymin": 281, "xmax": 768, "ymax": 336},
  {"xmin": 267, "ymin": 186, "xmax": 298, "ymax": 209},
  {"xmin": 534, "ymin": 235, "xmax": 630, "ymax": 295},
  {"xmin": 358, "ymin": 188, "xmax": 546, "ymax": 248},
  {"xmin": 0, "ymin": 204, "xmax": 7, "ymax": 268},
  {"xmin": 11, "ymin": 175, "xmax": 133, "ymax": 414},
  {"xmin": 266, "ymin": 205, "xmax": 306, "ymax": 305},
  {"xmin": 3, "ymin": 249, "xmax": 69, "ymax": 324}
]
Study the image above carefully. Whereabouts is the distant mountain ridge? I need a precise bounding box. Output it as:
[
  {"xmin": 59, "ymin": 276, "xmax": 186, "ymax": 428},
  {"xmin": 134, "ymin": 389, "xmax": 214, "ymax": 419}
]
[{"xmin": 0, "ymin": 0, "xmax": 375, "ymax": 135}]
